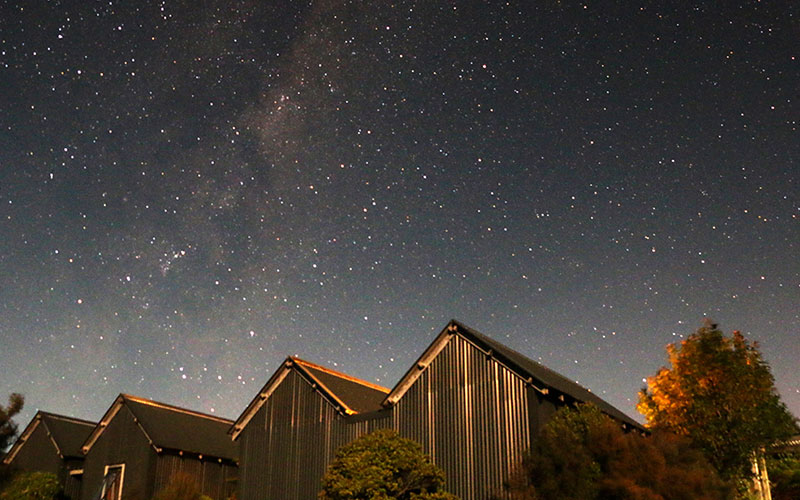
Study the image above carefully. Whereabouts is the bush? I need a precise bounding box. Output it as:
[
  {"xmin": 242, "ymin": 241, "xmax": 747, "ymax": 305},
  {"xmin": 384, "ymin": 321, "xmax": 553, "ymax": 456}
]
[
  {"xmin": 319, "ymin": 429, "xmax": 458, "ymax": 500},
  {"xmin": 768, "ymin": 453, "xmax": 800, "ymax": 500},
  {"xmin": 503, "ymin": 404, "xmax": 732, "ymax": 500},
  {"xmin": 0, "ymin": 472, "xmax": 63, "ymax": 500},
  {"xmin": 152, "ymin": 472, "xmax": 212, "ymax": 500}
]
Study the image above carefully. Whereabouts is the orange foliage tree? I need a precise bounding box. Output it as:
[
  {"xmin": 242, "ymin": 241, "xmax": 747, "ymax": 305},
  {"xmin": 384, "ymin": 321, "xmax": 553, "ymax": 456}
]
[{"xmin": 638, "ymin": 320, "xmax": 798, "ymax": 484}]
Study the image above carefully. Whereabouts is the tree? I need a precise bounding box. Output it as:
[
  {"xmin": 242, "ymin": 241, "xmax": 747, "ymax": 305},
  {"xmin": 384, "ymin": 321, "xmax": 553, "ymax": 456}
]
[
  {"xmin": 502, "ymin": 404, "xmax": 731, "ymax": 500},
  {"xmin": 637, "ymin": 320, "xmax": 798, "ymax": 486},
  {"xmin": 0, "ymin": 394, "xmax": 24, "ymax": 452},
  {"xmin": 319, "ymin": 429, "xmax": 458, "ymax": 500},
  {"xmin": 0, "ymin": 472, "xmax": 63, "ymax": 500}
]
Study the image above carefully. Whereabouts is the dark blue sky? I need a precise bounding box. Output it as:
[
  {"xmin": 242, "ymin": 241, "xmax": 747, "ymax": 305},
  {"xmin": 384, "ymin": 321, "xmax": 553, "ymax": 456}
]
[{"xmin": 1, "ymin": 0, "xmax": 797, "ymax": 430}]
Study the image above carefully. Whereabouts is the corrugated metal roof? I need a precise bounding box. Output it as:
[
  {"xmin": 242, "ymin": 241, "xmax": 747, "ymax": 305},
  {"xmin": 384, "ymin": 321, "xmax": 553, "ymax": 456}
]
[
  {"xmin": 39, "ymin": 412, "xmax": 96, "ymax": 458},
  {"xmin": 82, "ymin": 394, "xmax": 237, "ymax": 462},
  {"xmin": 385, "ymin": 320, "xmax": 642, "ymax": 429},
  {"xmin": 2, "ymin": 411, "xmax": 96, "ymax": 464},
  {"xmin": 230, "ymin": 357, "xmax": 390, "ymax": 440},
  {"xmin": 452, "ymin": 320, "xmax": 642, "ymax": 428},
  {"xmin": 292, "ymin": 357, "xmax": 388, "ymax": 414},
  {"xmin": 122, "ymin": 395, "xmax": 237, "ymax": 461}
]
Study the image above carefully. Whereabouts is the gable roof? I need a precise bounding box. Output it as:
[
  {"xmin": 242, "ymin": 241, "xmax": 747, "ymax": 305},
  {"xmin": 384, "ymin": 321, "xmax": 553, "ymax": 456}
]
[
  {"xmin": 384, "ymin": 320, "xmax": 642, "ymax": 429},
  {"xmin": 230, "ymin": 356, "xmax": 389, "ymax": 440},
  {"xmin": 3, "ymin": 411, "xmax": 96, "ymax": 465},
  {"xmin": 81, "ymin": 394, "xmax": 236, "ymax": 462}
]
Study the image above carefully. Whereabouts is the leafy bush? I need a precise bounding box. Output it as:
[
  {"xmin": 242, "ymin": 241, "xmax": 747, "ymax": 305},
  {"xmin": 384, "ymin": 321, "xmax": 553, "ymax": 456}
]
[
  {"xmin": 503, "ymin": 404, "xmax": 732, "ymax": 500},
  {"xmin": 319, "ymin": 429, "xmax": 458, "ymax": 500},
  {"xmin": 768, "ymin": 453, "xmax": 800, "ymax": 500},
  {"xmin": 0, "ymin": 472, "xmax": 63, "ymax": 500}
]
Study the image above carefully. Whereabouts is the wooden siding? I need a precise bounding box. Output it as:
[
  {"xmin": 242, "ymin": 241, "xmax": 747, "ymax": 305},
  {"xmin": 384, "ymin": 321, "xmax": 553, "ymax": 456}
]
[
  {"xmin": 237, "ymin": 369, "xmax": 391, "ymax": 500},
  {"xmin": 392, "ymin": 334, "xmax": 532, "ymax": 500},
  {"xmin": 80, "ymin": 405, "xmax": 157, "ymax": 500}
]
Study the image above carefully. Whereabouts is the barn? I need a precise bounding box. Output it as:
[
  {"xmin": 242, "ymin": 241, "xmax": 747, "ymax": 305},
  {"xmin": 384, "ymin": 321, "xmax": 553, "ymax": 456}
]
[
  {"xmin": 232, "ymin": 319, "xmax": 640, "ymax": 500},
  {"xmin": 2, "ymin": 411, "xmax": 96, "ymax": 499},
  {"xmin": 230, "ymin": 356, "xmax": 391, "ymax": 500},
  {"xmin": 79, "ymin": 394, "xmax": 237, "ymax": 500}
]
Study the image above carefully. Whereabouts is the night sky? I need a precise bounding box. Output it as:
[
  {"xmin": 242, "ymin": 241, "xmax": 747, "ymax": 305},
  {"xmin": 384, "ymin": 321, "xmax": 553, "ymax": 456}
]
[{"xmin": 1, "ymin": 1, "xmax": 798, "ymax": 433}]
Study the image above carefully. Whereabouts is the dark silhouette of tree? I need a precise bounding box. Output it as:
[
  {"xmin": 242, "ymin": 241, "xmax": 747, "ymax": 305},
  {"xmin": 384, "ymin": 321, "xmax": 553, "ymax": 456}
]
[
  {"xmin": 502, "ymin": 404, "xmax": 732, "ymax": 500},
  {"xmin": 638, "ymin": 320, "xmax": 798, "ymax": 485},
  {"xmin": 319, "ymin": 429, "xmax": 458, "ymax": 500},
  {"xmin": 0, "ymin": 394, "xmax": 24, "ymax": 452}
]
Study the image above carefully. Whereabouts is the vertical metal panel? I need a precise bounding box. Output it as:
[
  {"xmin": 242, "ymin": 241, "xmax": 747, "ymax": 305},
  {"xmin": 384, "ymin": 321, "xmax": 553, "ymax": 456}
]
[
  {"xmin": 237, "ymin": 334, "xmax": 571, "ymax": 500},
  {"xmin": 393, "ymin": 335, "xmax": 531, "ymax": 500},
  {"xmin": 5, "ymin": 423, "xmax": 65, "ymax": 478},
  {"xmin": 153, "ymin": 454, "xmax": 236, "ymax": 500},
  {"xmin": 80, "ymin": 406, "xmax": 156, "ymax": 500},
  {"xmin": 63, "ymin": 470, "xmax": 83, "ymax": 500},
  {"xmin": 237, "ymin": 369, "xmax": 392, "ymax": 500}
]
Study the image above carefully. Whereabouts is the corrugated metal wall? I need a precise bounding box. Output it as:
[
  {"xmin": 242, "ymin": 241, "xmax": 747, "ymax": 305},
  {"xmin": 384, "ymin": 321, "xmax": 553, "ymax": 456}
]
[
  {"xmin": 236, "ymin": 334, "xmax": 554, "ymax": 500},
  {"xmin": 393, "ymin": 335, "xmax": 531, "ymax": 500},
  {"xmin": 153, "ymin": 455, "xmax": 236, "ymax": 500},
  {"xmin": 80, "ymin": 406, "xmax": 156, "ymax": 500},
  {"xmin": 6, "ymin": 423, "xmax": 65, "ymax": 478},
  {"xmin": 63, "ymin": 473, "xmax": 83, "ymax": 500},
  {"xmin": 237, "ymin": 370, "xmax": 391, "ymax": 500}
]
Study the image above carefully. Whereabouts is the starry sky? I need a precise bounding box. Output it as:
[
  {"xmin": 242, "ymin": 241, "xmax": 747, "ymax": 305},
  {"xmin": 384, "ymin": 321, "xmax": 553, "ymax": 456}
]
[{"xmin": 1, "ymin": 0, "xmax": 798, "ymax": 434}]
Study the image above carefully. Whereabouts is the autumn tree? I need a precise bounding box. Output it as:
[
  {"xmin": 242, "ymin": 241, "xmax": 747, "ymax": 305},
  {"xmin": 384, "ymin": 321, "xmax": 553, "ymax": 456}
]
[
  {"xmin": 0, "ymin": 394, "xmax": 24, "ymax": 452},
  {"xmin": 502, "ymin": 403, "xmax": 731, "ymax": 500},
  {"xmin": 319, "ymin": 429, "xmax": 458, "ymax": 500},
  {"xmin": 638, "ymin": 320, "xmax": 798, "ymax": 486}
]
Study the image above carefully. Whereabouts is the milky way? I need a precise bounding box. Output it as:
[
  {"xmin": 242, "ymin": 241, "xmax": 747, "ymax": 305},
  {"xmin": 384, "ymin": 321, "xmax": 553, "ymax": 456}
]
[{"xmin": 1, "ymin": 1, "xmax": 798, "ymax": 430}]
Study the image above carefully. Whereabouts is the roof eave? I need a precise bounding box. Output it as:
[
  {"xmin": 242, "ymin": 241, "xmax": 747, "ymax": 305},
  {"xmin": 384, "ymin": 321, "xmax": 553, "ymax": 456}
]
[
  {"xmin": 231, "ymin": 356, "xmax": 388, "ymax": 440},
  {"xmin": 80, "ymin": 395, "xmax": 126, "ymax": 455},
  {"xmin": 229, "ymin": 359, "xmax": 293, "ymax": 440},
  {"xmin": 155, "ymin": 447, "xmax": 238, "ymax": 465},
  {"xmin": 2, "ymin": 413, "xmax": 43, "ymax": 465},
  {"xmin": 382, "ymin": 320, "xmax": 459, "ymax": 406},
  {"xmin": 382, "ymin": 319, "xmax": 641, "ymax": 429}
]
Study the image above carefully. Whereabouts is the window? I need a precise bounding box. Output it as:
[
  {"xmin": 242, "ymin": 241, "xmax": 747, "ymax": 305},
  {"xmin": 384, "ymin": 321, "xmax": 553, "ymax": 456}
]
[{"xmin": 102, "ymin": 464, "xmax": 125, "ymax": 500}]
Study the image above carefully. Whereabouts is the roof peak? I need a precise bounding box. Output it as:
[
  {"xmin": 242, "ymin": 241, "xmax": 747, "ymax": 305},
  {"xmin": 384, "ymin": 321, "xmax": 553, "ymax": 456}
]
[
  {"xmin": 384, "ymin": 320, "xmax": 641, "ymax": 428},
  {"xmin": 120, "ymin": 394, "xmax": 234, "ymax": 424},
  {"xmin": 289, "ymin": 356, "xmax": 390, "ymax": 394}
]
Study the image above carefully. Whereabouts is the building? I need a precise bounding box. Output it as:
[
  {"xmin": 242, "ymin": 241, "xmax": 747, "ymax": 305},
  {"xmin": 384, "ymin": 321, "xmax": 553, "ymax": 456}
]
[
  {"xmin": 231, "ymin": 356, "xmax": 391, "ymax": 500},
  {"xmin": 80, "ymin": 394, "xmax": 237, "ymax": 500},
  {"xmin": 2, "ymin": 411, "xmax": 96, "ymax": 499},
  {"xmin": 232, "ymin": 319, "xmax": 641, "ymax": 500}
]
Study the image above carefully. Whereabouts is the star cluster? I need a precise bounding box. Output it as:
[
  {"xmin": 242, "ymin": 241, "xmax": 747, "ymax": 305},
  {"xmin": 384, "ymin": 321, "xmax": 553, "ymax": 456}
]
[{"xmin": 1, "ymin": 1, "xmax": 797, "ymax": 427}]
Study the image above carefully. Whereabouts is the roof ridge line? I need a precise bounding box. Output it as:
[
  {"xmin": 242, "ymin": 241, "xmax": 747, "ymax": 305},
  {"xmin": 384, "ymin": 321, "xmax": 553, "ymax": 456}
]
[
  {"xmin": 290, "ymin": 356, "xmax": 390, "ymax": 394},
  {"xmin": 121, "ymin": 394, "xmax": 234, "ymax": 424},
  {"xmin": 39, "ymin": 411, "xmax": 96, "ymax": 426}
]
